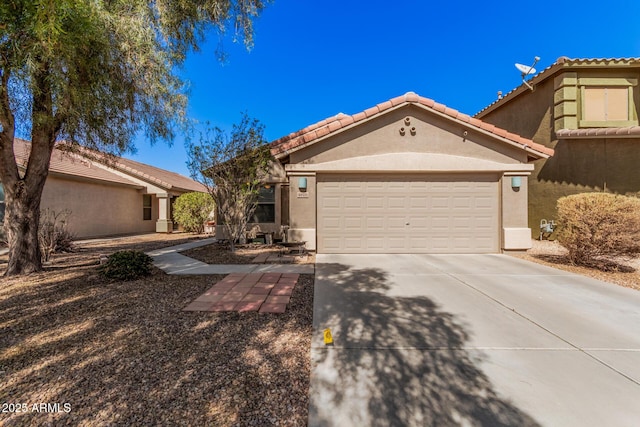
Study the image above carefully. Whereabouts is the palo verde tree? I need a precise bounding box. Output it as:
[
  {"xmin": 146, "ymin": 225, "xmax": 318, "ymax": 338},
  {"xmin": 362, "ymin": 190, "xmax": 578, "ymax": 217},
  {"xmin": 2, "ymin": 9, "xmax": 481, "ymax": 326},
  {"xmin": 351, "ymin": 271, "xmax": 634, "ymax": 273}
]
[
  {"xmin": 187, "ymin": 113, "xmax": 272, "ymax": 252},
  {"xmin": 0, "ymin": 0, "xmax": 268, "ymax": 275}
]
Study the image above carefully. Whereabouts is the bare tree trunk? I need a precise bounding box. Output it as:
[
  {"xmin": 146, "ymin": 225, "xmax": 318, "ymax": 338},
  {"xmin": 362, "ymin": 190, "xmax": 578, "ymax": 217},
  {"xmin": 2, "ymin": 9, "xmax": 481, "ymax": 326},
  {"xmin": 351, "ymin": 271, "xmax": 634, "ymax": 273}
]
[
  {"xmin": 4, "ymin": 185, "xmax": 43, "ymax": 275},
  {"xmin": 0, "ymin": 63, "xmax": 58, "ymax": 276}
]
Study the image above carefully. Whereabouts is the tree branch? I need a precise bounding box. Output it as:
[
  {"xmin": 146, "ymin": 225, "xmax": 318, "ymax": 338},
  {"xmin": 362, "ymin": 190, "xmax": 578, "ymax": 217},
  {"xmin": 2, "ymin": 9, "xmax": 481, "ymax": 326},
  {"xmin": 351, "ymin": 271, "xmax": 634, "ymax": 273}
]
[{"xmin": 0, "ymin": 66, "xmax": 19, "ymax": 187}]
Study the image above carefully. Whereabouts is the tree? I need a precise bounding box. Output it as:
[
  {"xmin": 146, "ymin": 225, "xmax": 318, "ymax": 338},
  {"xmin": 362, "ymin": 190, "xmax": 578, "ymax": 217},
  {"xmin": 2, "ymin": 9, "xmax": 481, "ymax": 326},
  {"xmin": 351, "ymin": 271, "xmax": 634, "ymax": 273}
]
[
  {"xmin": 187, "ymin": 113, "xmax": 272, "ymax": 252},
  {"xmin": 0, "ymin": 0, "xmax": 267, "ymax": 275},
  {"xmin": 173, "ymin": 192, "xmax": 215, "ymax": 233}
]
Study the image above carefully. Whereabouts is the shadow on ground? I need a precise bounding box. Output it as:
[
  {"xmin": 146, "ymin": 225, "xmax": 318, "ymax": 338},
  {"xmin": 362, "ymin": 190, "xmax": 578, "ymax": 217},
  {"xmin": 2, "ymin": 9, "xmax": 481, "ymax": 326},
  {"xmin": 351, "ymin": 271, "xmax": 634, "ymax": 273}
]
[
  {"xmin": 0, "ymin": 262, "xmax": 313, "ymax": 425},
  {"xmin": 311, "ymin": 263, "xmax": 539, "ymax": 426}
]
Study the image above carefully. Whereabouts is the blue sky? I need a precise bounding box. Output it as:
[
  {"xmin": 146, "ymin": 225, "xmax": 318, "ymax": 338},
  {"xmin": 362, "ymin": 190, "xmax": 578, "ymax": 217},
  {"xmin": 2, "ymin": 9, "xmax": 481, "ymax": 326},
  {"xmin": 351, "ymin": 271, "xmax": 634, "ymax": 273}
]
[{"xmin": 128, "ymin": 0, "xmax": 640, "ymax": 177}]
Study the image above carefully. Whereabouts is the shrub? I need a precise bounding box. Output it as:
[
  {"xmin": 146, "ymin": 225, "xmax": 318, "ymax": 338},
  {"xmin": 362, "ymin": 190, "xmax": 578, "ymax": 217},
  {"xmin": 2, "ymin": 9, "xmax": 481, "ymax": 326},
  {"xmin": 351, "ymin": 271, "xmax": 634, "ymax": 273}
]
[
  {"xmin": 98, "ymin": 250, "xmax": 154, "ymax": 281},
  {"xmin": 172, "ymin": 192, "xmax": 215, "ymax": 233},
  {"xmin": 556, "ymin": 193, "xmax": 640, "ymax": 267},
  {"xmin": 39, "ymin": 209, "xmax": 76, "ymax": 262}
]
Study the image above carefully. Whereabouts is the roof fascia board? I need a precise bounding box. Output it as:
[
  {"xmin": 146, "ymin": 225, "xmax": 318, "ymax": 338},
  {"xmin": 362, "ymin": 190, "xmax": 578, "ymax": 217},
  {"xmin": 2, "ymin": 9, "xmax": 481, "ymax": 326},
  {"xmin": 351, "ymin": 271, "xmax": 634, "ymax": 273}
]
[
  {"xmin": 477, "ymin": 59, "xmax": 640, "ymax": 118},
  {"xmin": 410, "ymin": 104, "xmax": 551, "ymax": 159},
  {"xmin": 274, "ymin": 102, "xmax": 550, "ymax": 161},
  {"xmin": 87, "ymin": 159, "xmax": 167, "ymax": 193},
  {"xmin": 44, "ymin": 170, "xmax": 145, "ymax": 189},
  {"xmin": 273, "ymin": 103, "xmax": 409, "ymax": 159}
]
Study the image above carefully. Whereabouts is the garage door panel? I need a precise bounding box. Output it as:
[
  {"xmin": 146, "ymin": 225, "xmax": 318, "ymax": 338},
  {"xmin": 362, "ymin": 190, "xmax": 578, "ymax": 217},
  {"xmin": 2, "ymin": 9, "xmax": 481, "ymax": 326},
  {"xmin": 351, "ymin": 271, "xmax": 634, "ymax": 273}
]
[
  {"xmin": 317, "ymin": 174, "xmax": 499, "ymax": 253},
  {"xmin": 344, "ymin": 196, "xmax": 363, "ymax": 209},
  {"xmin": 344, "ymin": 237, "xmax": 364, "ymax": 250},
  {"xmin": 431, "ymin": 196, "xmax": 450, "ymax": 209},
  {"xmin": 387, "ymin": 196, "xmax": 406, "ymax": 209},
  {"xmin": 387, "ymin": 216, "xmax": 407, "ymax": 231},
  {"xmin": 366, "ymin": 196, "xmax": 384, "ymax": 209},
  {"xmin": 388, "ymin": 237, "xmax": 408, "ymax": 250}
]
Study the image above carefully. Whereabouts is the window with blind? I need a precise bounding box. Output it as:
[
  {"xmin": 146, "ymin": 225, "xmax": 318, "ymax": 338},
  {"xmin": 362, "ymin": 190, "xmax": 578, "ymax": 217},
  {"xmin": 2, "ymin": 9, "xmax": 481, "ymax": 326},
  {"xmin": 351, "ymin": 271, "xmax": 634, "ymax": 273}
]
[
  {"xmin": 250, "ymin": 186, "xmax": 275, "ymax": 223},
  {"xmin": 143, "ymin": 194, "xmax": 152, "ymax": 221}
]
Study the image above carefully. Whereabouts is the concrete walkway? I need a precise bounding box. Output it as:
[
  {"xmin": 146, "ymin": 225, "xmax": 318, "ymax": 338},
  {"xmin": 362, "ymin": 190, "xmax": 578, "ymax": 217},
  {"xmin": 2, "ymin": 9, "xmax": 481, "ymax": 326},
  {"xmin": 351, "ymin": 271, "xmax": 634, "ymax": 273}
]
[{"xmin": 147, "ymin": 238, "xmax": 315, "ymax": 275}]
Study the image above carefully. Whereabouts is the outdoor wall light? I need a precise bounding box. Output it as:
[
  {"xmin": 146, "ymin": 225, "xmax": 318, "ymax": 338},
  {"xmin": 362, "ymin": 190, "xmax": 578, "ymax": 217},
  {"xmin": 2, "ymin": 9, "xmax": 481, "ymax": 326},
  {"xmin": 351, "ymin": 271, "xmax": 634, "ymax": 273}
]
[
  {"xmin": 511, "ymin": 176, "xmax": 522, "ymax": 189},
  {"xmin": 298, "ymin": 177, "xmax": 308, "ymax": 191}
]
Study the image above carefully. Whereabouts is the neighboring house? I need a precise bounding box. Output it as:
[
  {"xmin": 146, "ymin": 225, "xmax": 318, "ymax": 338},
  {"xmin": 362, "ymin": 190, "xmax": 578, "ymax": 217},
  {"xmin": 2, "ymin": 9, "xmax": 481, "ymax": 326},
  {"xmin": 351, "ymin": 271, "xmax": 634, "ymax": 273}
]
[
  {"xmin": 222, "ymin": 92, "xmax": 553, "ymax": 253},
  {"xmin": 476, "ymin": 57, "xmax": 640, "ymax": 236},
  {"xmin": 0, "ymin": 138, "xmax": 206, "ymax": 239}
]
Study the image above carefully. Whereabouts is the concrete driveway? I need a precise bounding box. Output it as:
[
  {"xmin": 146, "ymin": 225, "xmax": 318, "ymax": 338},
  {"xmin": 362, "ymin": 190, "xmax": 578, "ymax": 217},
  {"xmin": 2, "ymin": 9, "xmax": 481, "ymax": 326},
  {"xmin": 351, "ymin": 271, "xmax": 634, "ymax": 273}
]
[{"xmin": 310, "ymin": 254, "xmax": 640, "ymax": 426}]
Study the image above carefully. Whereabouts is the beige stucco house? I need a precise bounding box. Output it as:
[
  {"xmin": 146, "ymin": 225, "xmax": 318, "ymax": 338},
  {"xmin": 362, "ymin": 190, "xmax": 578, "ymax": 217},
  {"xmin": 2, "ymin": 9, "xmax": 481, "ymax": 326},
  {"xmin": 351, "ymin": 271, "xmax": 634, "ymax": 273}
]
[
  {"xmin": 227, "ymin": 92, "xmax": 553, "ymax": 253},
  {"xmin": 476, "ymin": 57, "xmax": 640, "ymax": 237},
  {"xmin": 0, "ymin": 138, "xmax": 206, "ymax": 239}
]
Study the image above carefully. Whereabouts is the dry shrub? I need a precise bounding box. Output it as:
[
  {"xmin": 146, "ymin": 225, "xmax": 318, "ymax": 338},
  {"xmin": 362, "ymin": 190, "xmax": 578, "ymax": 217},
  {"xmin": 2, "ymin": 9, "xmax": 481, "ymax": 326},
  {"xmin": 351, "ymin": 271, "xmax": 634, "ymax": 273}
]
[
  {"xmin": 556, "ymin": 193, "xmax": 640, "ymax": 268},
  {"xmin": 39, "ymin": 208, "xmax": 76, "ymax": 262}
]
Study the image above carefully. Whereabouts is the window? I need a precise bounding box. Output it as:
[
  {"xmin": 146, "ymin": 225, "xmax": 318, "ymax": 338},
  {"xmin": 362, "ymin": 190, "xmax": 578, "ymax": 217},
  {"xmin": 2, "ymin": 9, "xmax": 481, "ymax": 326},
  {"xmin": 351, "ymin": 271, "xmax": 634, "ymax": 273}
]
[
  {"xmin": 0, "ymin": 183, "xmax": 4, "ymax": 223},
  {"xmin": 583, "ymin": 87, "xmax": 629, "ymax": 122},
  {"xmin": 250, "ymin": 185, "xmax": 275, "ymax": 223},
  {"xmin": 143, "ymin": 194, "xmax": 152, "ymax": 220},
  {"xmin": 578, "ymin": 77, "xmax": 638, "ymax": 128}
]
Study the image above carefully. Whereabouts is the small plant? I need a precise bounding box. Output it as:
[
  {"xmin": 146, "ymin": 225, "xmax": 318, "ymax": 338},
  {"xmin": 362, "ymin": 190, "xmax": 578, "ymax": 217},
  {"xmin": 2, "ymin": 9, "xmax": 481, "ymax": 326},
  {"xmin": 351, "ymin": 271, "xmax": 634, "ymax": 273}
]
[
  {"xmin": 172, "ymin": 192, "xmax": 215, "ymax": 233},
  {"xmin": 39, "ymin": 209, "xmax": 75, "ymax": 262},
  {"xmin": 98, "ymin": 250, "xmax": 154, "ymax": 281},
  {"xmin": 556, "ymin": 193, "xmax": 640, "ymax": 268}
]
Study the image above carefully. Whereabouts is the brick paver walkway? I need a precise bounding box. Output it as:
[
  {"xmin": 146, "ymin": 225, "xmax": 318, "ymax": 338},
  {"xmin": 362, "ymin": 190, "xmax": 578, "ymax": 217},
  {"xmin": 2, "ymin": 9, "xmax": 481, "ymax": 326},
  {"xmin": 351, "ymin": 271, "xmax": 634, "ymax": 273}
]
[{"xmin": 184, "ymin": 272, "xmax": 300, "ymax": 313}]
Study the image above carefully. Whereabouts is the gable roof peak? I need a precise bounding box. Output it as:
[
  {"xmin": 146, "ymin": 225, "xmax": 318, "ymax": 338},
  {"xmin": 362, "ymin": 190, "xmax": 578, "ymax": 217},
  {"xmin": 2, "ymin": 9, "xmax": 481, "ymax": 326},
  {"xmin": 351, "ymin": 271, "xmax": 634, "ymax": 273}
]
[{"xmin": 270, "ymin": 92, "xmax": 553, "ymax": 160}]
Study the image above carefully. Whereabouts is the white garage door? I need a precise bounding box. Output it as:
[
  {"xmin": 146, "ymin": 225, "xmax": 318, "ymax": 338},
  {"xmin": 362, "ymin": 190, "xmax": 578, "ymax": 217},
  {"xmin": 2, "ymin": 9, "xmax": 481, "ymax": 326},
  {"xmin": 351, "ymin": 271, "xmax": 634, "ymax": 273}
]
[{"xmin": 317, "ymin": 174, "xmax": 499, "ymax": 254}]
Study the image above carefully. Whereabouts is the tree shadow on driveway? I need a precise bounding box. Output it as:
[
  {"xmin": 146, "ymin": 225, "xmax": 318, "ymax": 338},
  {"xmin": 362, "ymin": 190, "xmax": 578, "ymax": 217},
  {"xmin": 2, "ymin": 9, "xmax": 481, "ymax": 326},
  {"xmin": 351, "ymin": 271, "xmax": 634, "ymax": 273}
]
[{"xmin": 310, "ymin": 262, "xmax": 539, "ymax": 427}]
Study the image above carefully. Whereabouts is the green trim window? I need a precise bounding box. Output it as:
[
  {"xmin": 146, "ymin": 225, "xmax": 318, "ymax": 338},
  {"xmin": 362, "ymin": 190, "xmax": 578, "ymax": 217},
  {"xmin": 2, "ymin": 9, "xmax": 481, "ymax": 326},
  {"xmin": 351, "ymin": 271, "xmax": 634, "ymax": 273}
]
[
  {"xmin": 143, "ymin": 194, "xmax": 152, "ymax": 221},
  {"xmin": 0, "ymin": 183, "xmax": 4, "ymax": 223},
  {"xmin": 250, "ymin": 185, "xmax": 275, "ymax": 223},
  {"xmin": 579, "ymin": 77, "xmax": 638, "ymax": 128}
]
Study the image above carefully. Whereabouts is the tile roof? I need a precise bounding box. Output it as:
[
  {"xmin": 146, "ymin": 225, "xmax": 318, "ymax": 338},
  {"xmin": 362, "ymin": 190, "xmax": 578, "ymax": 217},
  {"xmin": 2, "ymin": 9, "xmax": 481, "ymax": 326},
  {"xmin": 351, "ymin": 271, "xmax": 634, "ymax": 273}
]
[
  {"xmin": 12, "ymin": 138, "xmax": 206, "ymax": 192},
  {"xmin": 14, "ymin": 139, "xmax": 142, "ymax": 188},
  {"xmin": 107, "ymin": 156, "xmax": 206, "ymax": 193},
  {"xmin": 476, "ymin": 57, "xmax": 640, "ymax": 117},
  {"xmin": 270, "ymin": 92, "xmax": 553, "ymax": 159},
  {"xmin": 556, "ymin": 126, "xmax": 640, "ymax": 139}
]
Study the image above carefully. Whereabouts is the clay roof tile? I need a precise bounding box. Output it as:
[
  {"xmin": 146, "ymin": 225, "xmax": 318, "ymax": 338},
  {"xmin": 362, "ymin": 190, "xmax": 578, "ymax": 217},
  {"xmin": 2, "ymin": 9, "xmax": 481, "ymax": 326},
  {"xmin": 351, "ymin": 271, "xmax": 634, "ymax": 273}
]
[{"xmin": 270, "ymin": 92, "xmax": 552, "ymax": 159}]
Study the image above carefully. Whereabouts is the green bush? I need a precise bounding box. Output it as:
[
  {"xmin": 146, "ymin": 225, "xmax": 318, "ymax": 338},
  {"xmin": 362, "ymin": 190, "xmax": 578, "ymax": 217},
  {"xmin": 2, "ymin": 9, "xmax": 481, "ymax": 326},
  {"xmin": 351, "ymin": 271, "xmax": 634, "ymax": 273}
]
[
  {"xmin": 98, "ymin": 250, "xmax": 154, "ymax": 281},
  {"xmin": 172, "ymin": 192, "xmax": 215, "ymax": 233},
  {"xmin": 556, "ymin": 193, "xmax": 640, "ymax": 267}
]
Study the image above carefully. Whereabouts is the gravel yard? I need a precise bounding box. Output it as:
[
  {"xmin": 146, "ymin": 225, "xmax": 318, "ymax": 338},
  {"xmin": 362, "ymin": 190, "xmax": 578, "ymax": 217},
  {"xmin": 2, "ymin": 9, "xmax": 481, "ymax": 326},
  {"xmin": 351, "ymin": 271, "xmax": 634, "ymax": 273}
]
[
  {"xmin": 182, "ymin": 242, "xmax": 315, "ymax": 265},
  {"xmin": 510, "ymin": 239, "xmax": 640, "ymax": 291},
  {"xmin": 0, "ymin": 234, "xmax": 313, "ymax": 426}
]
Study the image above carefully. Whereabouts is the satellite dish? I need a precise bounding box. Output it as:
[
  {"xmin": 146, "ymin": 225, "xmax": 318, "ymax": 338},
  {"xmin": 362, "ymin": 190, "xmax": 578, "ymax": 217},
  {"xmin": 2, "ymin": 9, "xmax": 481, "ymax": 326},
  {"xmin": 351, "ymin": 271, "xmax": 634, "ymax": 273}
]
[
  {"xmin": 515, "ymin": 63, "xmax": 537, "ymax": 76},
  {"xmin": 515, "ymin": 56, "xmax": 540, "ymax": 90}
]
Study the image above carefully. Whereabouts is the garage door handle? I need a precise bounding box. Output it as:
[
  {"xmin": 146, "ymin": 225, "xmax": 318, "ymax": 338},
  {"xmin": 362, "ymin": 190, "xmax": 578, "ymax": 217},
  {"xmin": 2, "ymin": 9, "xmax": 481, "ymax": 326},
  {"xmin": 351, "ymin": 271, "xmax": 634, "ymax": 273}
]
[{"xmin": 406, "ymin": 222, "xmax": 410, "ymax": 225}]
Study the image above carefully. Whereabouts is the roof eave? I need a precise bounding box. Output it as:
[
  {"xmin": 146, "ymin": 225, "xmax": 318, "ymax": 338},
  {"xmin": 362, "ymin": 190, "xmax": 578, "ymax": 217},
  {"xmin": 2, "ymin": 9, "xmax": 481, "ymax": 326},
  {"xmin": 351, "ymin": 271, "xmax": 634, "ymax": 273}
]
[
  {"xmin": 272, "ymin": 100, "xmax": 552, "ymax": 161},
  {"xmin": 271, "ymin": 103, "xmax": 410, "ymax": 159},
  {"xmin": 476, "ymin": 57, "xmax": 640, "ymax": 118}
]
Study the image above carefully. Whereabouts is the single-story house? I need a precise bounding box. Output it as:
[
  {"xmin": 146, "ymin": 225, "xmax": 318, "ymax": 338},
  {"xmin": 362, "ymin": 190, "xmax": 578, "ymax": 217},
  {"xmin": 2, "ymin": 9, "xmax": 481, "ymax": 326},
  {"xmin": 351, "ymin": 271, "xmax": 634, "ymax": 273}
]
[
  {"xmin": 475, "ymin": 57, "xmax": 640, "ymax": 236},
  {"xmin": 221, "ymin": 92, "xmax": 554, "ymax": 253},
  {"xmin": 0, "ymin": 138, "xmax": 206, "ymax": 239}
]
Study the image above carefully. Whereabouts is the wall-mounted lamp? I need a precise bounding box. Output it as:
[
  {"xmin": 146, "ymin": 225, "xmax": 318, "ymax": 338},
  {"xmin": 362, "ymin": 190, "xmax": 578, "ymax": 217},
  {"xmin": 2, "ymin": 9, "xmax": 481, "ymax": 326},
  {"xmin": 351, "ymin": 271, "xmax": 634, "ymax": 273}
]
[
  {"xmin": 511, "ymin": 176, "xmax": 522, "ymax": 189},
  {"xmin": 298, "ymin": 177, "xmax": 308, "ymax": 192}
]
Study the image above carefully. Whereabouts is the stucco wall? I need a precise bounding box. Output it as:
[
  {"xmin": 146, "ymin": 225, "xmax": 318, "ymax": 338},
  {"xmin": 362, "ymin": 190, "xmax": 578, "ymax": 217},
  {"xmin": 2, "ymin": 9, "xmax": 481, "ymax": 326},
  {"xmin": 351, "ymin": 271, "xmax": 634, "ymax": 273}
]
[
  {"xmin": 480, "ymin": 71, "xmax": 640, "ymax": 236},
  {"xmin": 283, "ymin": 104, "xmax": 534, "ymax": 252},
  {"xmin": 41, "ymin": 176, "xmax": 157, "ymax": 238},
  {"xmin": 291, "ymin": 106, "xmax": 529, "ymax": 166}
]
